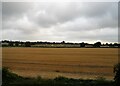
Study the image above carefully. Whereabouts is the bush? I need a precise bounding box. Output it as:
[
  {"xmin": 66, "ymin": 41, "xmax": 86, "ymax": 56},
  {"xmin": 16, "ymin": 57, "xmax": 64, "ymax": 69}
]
[
  {"xmin": 2, "ymin": 67, "xmax": 114, "ymax": 86},
  {"xmin": 2, "ymin": 67, "xmax": 23, "ymax": 85},
  {"xmin": 114, "ymin": 63, "xmax": 120, "ymax": 86}
]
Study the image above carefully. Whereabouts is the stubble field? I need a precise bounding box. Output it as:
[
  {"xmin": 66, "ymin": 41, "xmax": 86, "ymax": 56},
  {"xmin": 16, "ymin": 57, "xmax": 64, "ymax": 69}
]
[{"xmin": 2, "ymin": 48, "xmax": 118, "ymax": 80}]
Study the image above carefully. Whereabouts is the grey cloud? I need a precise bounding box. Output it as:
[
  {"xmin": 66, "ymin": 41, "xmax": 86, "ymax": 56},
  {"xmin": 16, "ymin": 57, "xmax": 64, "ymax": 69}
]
[
  {"xmin": 26, "ymin": 2, "xmax": 117, "ymax": 28},
  {"xmin": 0, "ymin": 2, "xmax": 2, "ymax": 40},
  {"xmin": 2, "ymin": 2, "xmax": 34, "ymax": 17},
  {"xmin": 2, "ymin": 2, "xmax": 118, "ymax": 43},
  {"xmin": 55, "ymin": 28, "xmax": 118, "ymax": 42}
]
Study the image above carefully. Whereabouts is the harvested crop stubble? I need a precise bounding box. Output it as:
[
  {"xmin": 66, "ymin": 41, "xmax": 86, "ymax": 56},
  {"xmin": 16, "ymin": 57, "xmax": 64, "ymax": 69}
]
[{"xmin": 2, "ymin": 48, "xmax": 118, "ymax": 80}]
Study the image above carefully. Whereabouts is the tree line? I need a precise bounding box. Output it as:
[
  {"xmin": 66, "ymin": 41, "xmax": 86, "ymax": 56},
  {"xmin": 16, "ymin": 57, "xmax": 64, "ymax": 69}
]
[{"xmin": 0, "ymin": 40, "xmax": 120, "ymax": 48}]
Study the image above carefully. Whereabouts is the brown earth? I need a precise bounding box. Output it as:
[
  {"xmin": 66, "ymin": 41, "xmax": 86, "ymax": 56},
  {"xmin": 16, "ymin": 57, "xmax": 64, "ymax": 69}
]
[{"xmin": 2, "ymin": 48, "xmax": 118, "ymax": 80}]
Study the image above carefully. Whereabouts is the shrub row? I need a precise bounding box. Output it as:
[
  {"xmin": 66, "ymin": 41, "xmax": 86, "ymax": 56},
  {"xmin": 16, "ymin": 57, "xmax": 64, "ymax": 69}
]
[{"xmin": 2, "ymin": 67, "xmax": 114, "ymax": 86}]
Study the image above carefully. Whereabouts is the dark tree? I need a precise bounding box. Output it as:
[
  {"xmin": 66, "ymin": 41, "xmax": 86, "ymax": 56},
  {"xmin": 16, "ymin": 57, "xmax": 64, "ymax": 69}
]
[
  {"xmin": 61, "ymin": 41, "xmax": 65, "ymax": 44},
  {"xmin": 80, "ymin": 42, "xmax": 85, "ymax": 47},
  {"xmin": 15, "ymin": 42, "xmax": 19, "ymax": 47},
  {"xmin": 9, "ymin": 41, "xmax": 13, "ymax": 46},
  {"xmin": 25, "ymin": 41, "xmax": 31, "ymax": 47},
  {"xmin": 114, "ymin": 63, "xmax": 120, "ymax": 86},
  {"xmin": 93, "ymin": 42, "xmax": 101, "ymax": 47}
]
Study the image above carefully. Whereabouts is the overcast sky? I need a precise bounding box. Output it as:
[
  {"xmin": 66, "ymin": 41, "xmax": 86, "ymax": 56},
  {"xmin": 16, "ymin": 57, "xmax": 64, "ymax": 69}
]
[{"xmin": 2, "ymin": 2, "xmax": 118, "ymax": 43}]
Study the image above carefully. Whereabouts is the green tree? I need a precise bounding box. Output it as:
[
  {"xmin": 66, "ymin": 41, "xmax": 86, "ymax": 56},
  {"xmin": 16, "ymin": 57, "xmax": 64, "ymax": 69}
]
[{"xmin": 114, "ymin": 63, "xmax": 120, "ymax": 86}]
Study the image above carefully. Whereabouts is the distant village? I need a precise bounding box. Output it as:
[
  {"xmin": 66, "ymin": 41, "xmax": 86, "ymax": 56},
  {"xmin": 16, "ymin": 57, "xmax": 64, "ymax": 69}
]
[{"xmin": 0, "ymin": 40, "xmax": 119, "ymax": 48}]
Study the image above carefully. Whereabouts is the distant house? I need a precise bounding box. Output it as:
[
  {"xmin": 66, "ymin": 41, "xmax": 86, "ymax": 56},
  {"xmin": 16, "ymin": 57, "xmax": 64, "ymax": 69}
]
[
  {"xmin": 85, "ymin": 44, "xmax": 93, "ymax": 48},
  {"xmin": 114, "ymin": 46, "xmax": 118, "ymax": 48},
  {"xmin": 31, "ymin": 43, "xmax": 80, "ymax": 48},
  {"xmin": 100, "ymin": 45, "xmax": 109, "ymax": 48},
  {"xmin": 2, "ymin": 42, "xmax": 9, "ymax": 46},
  {"xmin": 31, "ymin": 44, "xmax": 47, "ymax": 47}
]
